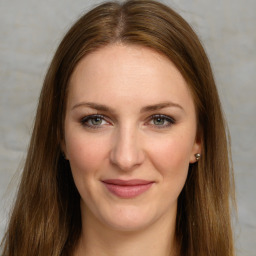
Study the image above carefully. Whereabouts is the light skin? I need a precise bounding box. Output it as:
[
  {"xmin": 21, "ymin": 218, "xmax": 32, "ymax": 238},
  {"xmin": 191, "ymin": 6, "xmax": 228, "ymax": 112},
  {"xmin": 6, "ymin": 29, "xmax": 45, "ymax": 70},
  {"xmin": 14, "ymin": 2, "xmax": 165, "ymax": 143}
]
[{"xmin": 62, "ymin": 44, "xmax": 201, "ymax": 256}]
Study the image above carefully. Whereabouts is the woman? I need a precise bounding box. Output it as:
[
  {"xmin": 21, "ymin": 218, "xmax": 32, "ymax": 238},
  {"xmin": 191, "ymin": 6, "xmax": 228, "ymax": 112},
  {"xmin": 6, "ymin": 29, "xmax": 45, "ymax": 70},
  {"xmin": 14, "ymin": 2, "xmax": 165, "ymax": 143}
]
[{"xmin": 1, "ymin": 0, "xmax": 235, "ymax": 255}]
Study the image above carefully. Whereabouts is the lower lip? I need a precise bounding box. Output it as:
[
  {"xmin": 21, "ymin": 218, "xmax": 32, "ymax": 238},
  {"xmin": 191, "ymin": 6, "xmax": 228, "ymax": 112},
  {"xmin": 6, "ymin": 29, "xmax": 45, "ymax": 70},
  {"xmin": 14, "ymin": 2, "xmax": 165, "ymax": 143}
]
[{"xmin": 103, "ymin": 183, "xmax": 153, "ymax": 198}]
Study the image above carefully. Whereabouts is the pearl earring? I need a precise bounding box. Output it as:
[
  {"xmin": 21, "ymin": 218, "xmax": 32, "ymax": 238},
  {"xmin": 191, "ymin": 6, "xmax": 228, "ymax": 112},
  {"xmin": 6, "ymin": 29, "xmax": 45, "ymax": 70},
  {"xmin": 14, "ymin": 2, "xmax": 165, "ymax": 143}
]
[{"xmin": 195, "ymin": 153, "xmax": 201, "ymax": 161}]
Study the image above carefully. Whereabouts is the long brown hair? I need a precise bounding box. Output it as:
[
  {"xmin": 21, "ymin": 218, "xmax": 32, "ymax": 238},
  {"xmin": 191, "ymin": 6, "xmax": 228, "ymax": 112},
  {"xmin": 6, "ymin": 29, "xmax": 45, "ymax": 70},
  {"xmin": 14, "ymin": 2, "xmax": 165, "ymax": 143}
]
[{"xmin": 1, "ymin": 1, "xmax": 235, "ymax": 255}]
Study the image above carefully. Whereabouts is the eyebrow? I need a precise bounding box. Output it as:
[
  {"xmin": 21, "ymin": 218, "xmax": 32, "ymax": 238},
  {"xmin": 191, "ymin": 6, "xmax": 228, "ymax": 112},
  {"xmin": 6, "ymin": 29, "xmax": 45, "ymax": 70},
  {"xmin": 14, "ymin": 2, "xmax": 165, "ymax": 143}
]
[
  {"xmin": 72, "ymin": 102, "xmax": 116, "ymax": 113},
  {"xmin": 140, "ymin": 102, "xmax": 184, "ymax": 113},
  {"xmin": 71, "ymin": 101, "xmax": 184, "ymax": 113}
]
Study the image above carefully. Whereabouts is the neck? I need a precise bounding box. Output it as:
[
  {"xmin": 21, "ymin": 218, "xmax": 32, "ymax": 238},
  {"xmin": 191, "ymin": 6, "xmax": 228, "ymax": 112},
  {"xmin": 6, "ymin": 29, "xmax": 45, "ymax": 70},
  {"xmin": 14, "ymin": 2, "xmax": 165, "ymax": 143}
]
[{"xmin": 75, "ymin": 205, "xmax": 178, "ymax": 256}]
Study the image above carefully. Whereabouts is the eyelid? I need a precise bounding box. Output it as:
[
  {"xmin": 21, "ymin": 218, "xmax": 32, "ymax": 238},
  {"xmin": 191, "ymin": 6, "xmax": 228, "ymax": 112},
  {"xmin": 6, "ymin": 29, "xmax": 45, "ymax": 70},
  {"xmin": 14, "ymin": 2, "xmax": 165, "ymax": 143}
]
[
  {"xmin": 146, "ymin": 114, "xmax": 176, "ymax": 128},
  {"xmin": 80, "ymin": 113, "xmax": 175, "ymax": 129},
  {"xmin": 80, "ymin": 114, "xmax": 112, "ymax": 129}
]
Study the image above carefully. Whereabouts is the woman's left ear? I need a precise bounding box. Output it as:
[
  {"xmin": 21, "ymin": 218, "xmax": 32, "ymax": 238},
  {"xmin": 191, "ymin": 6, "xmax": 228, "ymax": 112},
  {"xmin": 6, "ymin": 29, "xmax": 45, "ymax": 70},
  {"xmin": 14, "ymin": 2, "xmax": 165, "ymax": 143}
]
[
  {"xmin": 60, "ymin": 141, "xmax": 69, "ymax": 160},
  {"xmin": 189, "ymin": 137, "xmax": 202, "ymax": 164}
]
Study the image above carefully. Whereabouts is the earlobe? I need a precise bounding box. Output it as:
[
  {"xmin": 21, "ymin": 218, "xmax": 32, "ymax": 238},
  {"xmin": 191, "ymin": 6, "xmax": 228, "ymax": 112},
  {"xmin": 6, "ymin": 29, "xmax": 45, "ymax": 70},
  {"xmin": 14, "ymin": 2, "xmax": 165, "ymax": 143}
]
[
  {"xmin": 189, "ymin": 139, "xmax": 202, "ymax": 164},
  {"xmin": 60, "ymin": 141, "xmax": 69, "ymax": 160}
]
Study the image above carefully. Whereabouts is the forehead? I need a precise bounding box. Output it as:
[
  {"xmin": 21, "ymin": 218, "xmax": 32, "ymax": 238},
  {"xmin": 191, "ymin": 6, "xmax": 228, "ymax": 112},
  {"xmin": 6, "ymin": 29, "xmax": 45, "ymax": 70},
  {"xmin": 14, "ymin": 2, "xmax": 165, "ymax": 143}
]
[{"xmin": 67, "ymin": 44, "xmax": 195, "ymax": 112}]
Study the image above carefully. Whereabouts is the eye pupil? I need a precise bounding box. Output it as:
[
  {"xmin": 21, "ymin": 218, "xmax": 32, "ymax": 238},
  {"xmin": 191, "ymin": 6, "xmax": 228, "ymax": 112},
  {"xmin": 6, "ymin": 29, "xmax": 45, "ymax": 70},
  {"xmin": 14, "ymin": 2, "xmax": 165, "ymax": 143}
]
[
  {"xmin": 91, "ymin": 117, "xmax": 102, "ymax": 125},
  {"xmin": 154, "ymin": 117, "xmax": 165, "ymax": 125}
]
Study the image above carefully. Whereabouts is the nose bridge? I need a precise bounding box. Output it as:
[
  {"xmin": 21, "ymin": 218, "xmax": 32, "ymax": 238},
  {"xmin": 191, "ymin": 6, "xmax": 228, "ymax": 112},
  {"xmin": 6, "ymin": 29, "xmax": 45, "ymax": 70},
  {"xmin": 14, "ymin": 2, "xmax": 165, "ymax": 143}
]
[{"xmin": 110, "ymin": 122, "xmax": 144, "ymax": 171}]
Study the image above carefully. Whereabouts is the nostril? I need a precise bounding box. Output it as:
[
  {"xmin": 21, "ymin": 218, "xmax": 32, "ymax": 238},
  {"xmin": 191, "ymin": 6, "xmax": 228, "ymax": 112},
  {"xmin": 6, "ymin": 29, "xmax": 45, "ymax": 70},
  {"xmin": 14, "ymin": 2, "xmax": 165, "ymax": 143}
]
[
  {"xmin": 109, "ymin": 144, "xmax": 145, "ymax": 171},
  {"xmin": 110, "ymin": 152, "xmax": 139, "ymax": 171},
  {"xmin": 109, "ymin": 128, "xmax": 145, "ymax": 171}
]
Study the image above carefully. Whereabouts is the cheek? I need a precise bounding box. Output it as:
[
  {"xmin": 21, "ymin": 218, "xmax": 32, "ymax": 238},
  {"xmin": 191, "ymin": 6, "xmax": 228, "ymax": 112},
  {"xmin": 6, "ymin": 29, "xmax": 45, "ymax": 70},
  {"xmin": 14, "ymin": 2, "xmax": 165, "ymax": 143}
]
[
  {"xmin": 149, "ymin": 136, "xmax": 192, "ymax": 203},
  {"xmin": 147, "ymin": 133, "xmax": 194, "ymax": 179},
  {"xmin": 65, "ymin": 133, "xmax": 111, "ymax": 203},
  {"xmin": 151, "ymin": 138, "xmax": 190, "ymax": 167},
  {"xmin": 65, "ymin": 133, "xmax": 109, "ymax": 177}
]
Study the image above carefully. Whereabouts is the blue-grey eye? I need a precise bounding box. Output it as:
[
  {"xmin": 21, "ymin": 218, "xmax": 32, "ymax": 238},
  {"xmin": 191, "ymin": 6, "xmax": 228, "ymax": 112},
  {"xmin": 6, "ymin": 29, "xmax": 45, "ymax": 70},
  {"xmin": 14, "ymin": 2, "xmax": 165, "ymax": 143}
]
[
  {"xmin": 81, "ymin": 114, "xmax": 107, "ymax": 128},
  {"xmin": 149, "ymin": 114, "xmax": 175, "ymax": 128},
  {"xmin": 153, "ymin": 117, "xmax": 166, "ymax": 125},
  {"xmin": 90, "ymin": 116, "xmax": 103, "ymax": 125}
]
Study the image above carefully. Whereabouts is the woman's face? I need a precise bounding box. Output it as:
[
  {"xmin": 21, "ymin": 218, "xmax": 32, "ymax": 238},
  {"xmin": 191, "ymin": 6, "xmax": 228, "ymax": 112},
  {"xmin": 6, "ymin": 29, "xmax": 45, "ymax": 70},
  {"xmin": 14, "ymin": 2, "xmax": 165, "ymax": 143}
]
[{"xmin": 63, "ymin": 44, "xmax": 201, "ymax": 232}]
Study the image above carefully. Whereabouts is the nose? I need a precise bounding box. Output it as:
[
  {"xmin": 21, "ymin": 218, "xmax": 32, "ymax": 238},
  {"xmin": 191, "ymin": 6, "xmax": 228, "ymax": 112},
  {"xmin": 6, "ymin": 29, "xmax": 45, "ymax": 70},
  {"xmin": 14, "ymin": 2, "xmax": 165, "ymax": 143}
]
[{"xmin": 110, "ymin": 125, "xmax": 145, "ymax": 171}]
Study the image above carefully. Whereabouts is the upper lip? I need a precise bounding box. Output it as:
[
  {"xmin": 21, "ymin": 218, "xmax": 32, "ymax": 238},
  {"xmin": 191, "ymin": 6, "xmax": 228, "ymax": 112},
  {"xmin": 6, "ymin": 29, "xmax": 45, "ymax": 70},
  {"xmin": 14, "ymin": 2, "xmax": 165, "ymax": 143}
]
[{"xmin": 102, "ymin": 179, "xmax": 154, "ymax": 186}]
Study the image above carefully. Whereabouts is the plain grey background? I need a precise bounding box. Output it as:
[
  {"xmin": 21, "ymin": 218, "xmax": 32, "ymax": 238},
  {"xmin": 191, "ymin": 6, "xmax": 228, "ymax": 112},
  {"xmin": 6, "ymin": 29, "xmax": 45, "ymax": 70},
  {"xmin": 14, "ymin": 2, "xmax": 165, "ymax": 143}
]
[{"xmin": 0, "ymin": 0, "xmax": 255, "ymax": 255}]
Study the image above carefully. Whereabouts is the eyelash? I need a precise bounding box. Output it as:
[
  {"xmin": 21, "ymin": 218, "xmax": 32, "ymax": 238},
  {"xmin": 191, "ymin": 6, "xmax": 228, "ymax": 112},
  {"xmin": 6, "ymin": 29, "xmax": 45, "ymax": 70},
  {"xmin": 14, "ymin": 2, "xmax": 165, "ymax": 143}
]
[
  {"xmin": 147, "ymin": 114, "xmax": 175, "ymax": 128},
  {"xmin": 80, "ymin": 114, "xmax": 109, "ymax": 129},
  {"xmin": 80, "ymin": 114, "xmax": 175, "ymax": 129}
]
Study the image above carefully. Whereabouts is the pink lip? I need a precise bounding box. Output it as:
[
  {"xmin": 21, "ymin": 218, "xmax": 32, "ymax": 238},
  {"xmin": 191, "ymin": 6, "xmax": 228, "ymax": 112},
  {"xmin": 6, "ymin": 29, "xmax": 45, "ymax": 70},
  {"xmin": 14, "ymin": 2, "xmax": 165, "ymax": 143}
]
[{"xmin": 102, "ymin": 179, "xmax": 154, "ymax": 198}]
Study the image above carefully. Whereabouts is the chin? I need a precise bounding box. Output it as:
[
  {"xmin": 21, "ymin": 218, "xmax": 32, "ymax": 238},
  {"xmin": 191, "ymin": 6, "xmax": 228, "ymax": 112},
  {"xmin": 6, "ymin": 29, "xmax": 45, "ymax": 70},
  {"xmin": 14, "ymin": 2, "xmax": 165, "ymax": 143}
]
[
  {"xmin": 95, "ymin": 202, "xmax": 164, "ymax": 233},
  {"xmin": 104, "ymin": 213, "xmax": 155, "ymax": 232}
]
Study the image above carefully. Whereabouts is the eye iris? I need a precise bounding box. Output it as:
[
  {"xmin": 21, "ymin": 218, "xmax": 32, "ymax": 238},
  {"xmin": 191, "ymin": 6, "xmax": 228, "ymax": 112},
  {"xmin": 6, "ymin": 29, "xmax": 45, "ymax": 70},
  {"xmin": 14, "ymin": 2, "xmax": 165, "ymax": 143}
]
[
  {"xmin": 91, "ymin": 117, "xmax": 102, "ymax": 125},
  {"xmin": 153, "ymin": 117, "xmax": 165, "ymax": 125}
]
